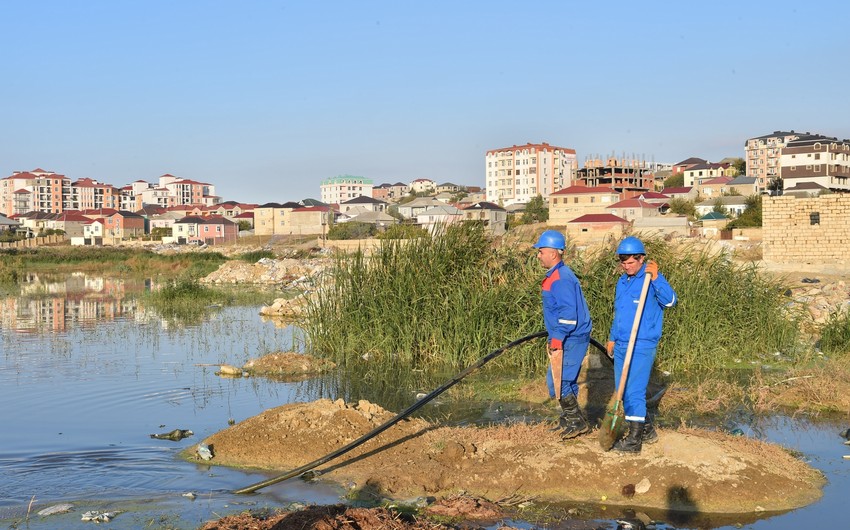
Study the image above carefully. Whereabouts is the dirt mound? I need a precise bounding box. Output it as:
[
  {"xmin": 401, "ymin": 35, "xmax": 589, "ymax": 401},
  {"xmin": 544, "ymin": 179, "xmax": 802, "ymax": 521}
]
[
  {"xmin": 192, "ymin": 399, "xmax": 824, "ymax": 515},
  {"xmin": 243, "ymin": 352, "xmax": 336, "ymax": 379}
]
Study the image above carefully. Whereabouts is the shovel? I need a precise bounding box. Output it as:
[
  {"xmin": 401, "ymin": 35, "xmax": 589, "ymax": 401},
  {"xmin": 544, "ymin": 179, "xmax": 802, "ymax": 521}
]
[
  {"xmin": 549, "ymin": 345, "xmax": 563, "ymax": 403},
  {"xmin": 599, "ymin": 273, "xmax": 652, "ymax": 450}
]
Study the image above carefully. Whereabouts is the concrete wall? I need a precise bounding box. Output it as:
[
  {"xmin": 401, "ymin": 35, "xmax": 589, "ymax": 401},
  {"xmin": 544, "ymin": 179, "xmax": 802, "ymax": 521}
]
[
  {"xmin": 763, "ymin": 195, "xmax": 850, "ymax": 265},
  {"xmin": 0, "ymin": 235, "xmax": 65, "ymax": 249}
]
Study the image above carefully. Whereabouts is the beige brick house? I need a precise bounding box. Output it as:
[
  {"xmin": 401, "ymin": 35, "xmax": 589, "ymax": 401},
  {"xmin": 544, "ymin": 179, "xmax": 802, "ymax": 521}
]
[{"xmin": 548, "ymin": 185, "xmax": 620, "ymax": 226}]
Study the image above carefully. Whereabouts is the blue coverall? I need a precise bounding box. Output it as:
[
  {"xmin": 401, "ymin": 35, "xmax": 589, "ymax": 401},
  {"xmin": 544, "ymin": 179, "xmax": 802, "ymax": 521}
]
[
  {"xmin": 541, "ymin": 261, "xmax": 592, "ymax": 399},
  {"xmin": 609, "ymin": 263, "xmax": 676, "ymax": 422}
]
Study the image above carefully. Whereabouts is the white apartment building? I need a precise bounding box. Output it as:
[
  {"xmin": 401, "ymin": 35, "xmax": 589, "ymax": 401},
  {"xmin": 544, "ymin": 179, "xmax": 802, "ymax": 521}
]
[
  {"xmin": 320, "ymin": 175, "xmax": 374, "ymax": 204},
  {"xmin": 485, "ymin": 142, "xmax": 577, "ymax": 205},
  {"xmin": 780, "ymin": 135, "xmax": 850, "ymax": 192}
]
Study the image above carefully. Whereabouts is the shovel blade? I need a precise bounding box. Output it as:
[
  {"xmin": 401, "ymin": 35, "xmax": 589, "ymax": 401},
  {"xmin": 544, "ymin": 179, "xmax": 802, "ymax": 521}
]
[{"xmin": 598, "ymin": 396, "xmax": 625, "ymax": 450}]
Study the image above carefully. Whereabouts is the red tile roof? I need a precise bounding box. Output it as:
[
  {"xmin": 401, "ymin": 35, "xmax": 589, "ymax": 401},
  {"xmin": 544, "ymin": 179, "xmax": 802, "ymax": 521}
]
[{"xmin": 569, "ymin": 213, "xmax": 629, "ymax": 223}]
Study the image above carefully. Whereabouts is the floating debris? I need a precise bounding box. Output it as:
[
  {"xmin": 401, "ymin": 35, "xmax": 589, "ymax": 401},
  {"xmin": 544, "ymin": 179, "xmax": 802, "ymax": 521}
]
[
  {"xmin": 197, "ymin": 444, "xmax": 214, "ymax": 461},
  {"xmin": 299, "ymin": 470, "xmax": 321, "ymax": 481},
  {"xmin": 37, "ymin": 503, "xmax": 74, "ymax": 516},
  {"xmin": 839, "ymin": 428, "xmax": 850, "ymax": 440},
  {"xmin": 183, "ymin": 492, "xmax": 196, "ymax": 500},
  {"xmin": 81, "ymin": 510, "xmax": 118, "ymax": 522},
  {"xmin": 217, "ymin": 364, "xmax": 243, "ymax": 377},
  {"xmin": 150, "ymin": 429, "xmax": 193, "ymax": 441}
]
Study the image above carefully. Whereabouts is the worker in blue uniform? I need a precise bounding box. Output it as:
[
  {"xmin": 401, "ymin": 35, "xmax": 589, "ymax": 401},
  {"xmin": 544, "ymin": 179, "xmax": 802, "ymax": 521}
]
[
  {"xmin": 533, "ymin": 230, "xmax": 593, "ymax": 439},
  {"xmin": 606, "ymin": 236, "xmax": 676, "ymax": 452}
]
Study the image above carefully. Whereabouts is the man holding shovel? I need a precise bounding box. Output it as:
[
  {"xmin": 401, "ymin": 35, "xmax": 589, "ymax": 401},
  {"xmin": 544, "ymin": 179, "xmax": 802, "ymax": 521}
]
[
  {"xmin": 606, "ymin": 236, "xmax": 676, "ymax": 453},
  {"xmin": 533, "ymin": 230, "xmax": 593, "ymax": 439}
]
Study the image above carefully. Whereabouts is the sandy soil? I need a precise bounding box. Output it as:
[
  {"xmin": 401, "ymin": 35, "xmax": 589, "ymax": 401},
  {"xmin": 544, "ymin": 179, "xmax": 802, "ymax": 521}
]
[{"xmin": 189, "ymin": 398, "xmax": 823, "ymax": 521}]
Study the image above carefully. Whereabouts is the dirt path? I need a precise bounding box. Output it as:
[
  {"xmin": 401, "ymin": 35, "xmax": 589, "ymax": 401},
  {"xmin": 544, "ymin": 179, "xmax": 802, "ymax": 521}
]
[{"xmin": 191, "ymin": 398, "xmax": 823, "ymax": 517}]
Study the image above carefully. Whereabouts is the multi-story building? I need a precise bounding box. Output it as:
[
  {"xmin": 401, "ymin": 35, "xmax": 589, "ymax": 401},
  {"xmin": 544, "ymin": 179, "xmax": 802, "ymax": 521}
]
[
  {"xmin": 485, "ymin": 142, "xmax": 577, "ymax": 205},
  {"xmin": 780, "ymin": 135, "xmax": 850, "ymax": 193},
  {"xmin": 409, "ymin": 178, "xmax": 436, "ymax": 194},
  {"xmin": 576, "ymin": 156, "xmax": 652, "ymax": 198},
  {"xmin": 1, "ymin": 169, "xmax": 219, "ymax": 216},
  {"xmin": 744, "ymin": 131, "xmax": 807, "ymax": 189},
  {"xmin": 320, "ymin": 175, "xmax": 373, "ymax": 204}
]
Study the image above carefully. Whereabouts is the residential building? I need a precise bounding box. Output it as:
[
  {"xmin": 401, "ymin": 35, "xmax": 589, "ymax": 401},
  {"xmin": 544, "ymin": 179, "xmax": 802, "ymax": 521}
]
[
  {"xmin": 339, "ymin": 196, "xmax": 387, "ymax": 215},
  {"xmin": 169, "ymin": 215, "xmax": 237, "ymax": 244},
  {"xmin": 577, "ymin": 156, "xmax": 653, "ymax": 197},
  {"xmin": 253, "ymin": 202, "xmax": 301, "ymax": 236},
  {"xmin": 780, "ymin": 135, "xmax": 850, "ymax": 193},
  {"xmin": 416, "ymin": 204, "xmax": 464, "ymax": 234},
  {"xmin": 485, "ymin": 142, "xmax": 577, "ymax": 205},
  {"xmin": 320, "ymin": 175, "xmax": 373, "ymax": 204},
  {"xmin": 606, "ymin": 198, "xmax": 664, "ymax": 221},
  {"xmin": 566, "ymin": 213, "xmax": 629, "ymax": 242},
  {"xmin": 372, "ymin": 182, "xmax": 409, "ymax": 201},
  {"xmin": 461, "ymin": 201, "xmax": 507, "ymax": 236},
  {"xmin": 289, "ymin": 205, "xmax": 333, "ymax": 236},
  {"xmin": 683, "ymin": 162, "xmax": 734, "ymax": 187},
  {"xmin": 672, "ymin": 158, "xmax": 707, "ymax": 175},
  {"xmin": 696, "ymin": 176, "xmax": 733, "ymax": 198},
  {"xmin": 396, "ymin": 197, "xmax": 445, "ymax": 219},
  {"xmin": 548, "ymin": 185, "xmax": 621, "ymax": 226},
  {"xmin": 726, "ymin": 176, "xmax": 759, "ymax": 197},
  {"xmin": 695, "ymin": 196, "xmax": 748, "ymax": 217},
  {"xmin": 408, "ymin": 178, "xmax": 436, "ymax": 194},
  {"xmin": 660, "ymin": 186, "xmax": 697, "ymax": 201},
  {"xmin": 745, "ymin": 131, "xmax": 809, "ymax": 189},
  {"xmin": 72, "ymin": 178, "xmax": 120, "ymax": 211},
  {"xmin": 436, "ymin": 182, "xmax": 462, "ymax": 194}
]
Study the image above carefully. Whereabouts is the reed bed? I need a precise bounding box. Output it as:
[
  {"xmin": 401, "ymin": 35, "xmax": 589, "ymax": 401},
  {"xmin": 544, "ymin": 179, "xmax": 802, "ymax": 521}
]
[
  {"xmin": 303, "ymin": 223, "xmax": 542, "ymax": 370},
  {"xmin": 304, "ymin": 228, "xmax": 803, "ymax": 374}
]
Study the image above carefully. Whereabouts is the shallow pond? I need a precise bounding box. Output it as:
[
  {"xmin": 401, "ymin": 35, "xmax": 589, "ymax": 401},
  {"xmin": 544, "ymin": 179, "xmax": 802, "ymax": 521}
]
[{"xmin": 0, "ymin": 274, "xmax": 847, "ymax": 529}]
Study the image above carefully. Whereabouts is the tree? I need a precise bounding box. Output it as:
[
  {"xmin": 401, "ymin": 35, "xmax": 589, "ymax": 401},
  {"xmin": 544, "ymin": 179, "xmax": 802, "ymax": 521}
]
[
  {"xmin": 768, "ymin": 177, "xmax": 783, "ymax": 196},
  {"xmin": 237, "ymin": 220, "xmax": 252, "ymax": 232},
  {"xmin": 732, "ymin": 157, "xmax": 746, "ymax": 175},
  {"xmin": 327, "ymin": 222, "xmax": 376, "ymax": 240},
  {"xmin": 712, "ymin": 199, "xmax": 728, "ymax": 216},
  {"xmin": 726, "ymin": 195, "xmax": 762, "ymax": 228},
  {"xmin": 668, "ymin": 197, "xmax": 697, "ymax": 220},
  {"xmin": 520, "ymin": 195, "xmax": 549, "ymax": 224},
  {"xmin": 663, "ymin": 173, "xmax": 684, "ymax": 188}
]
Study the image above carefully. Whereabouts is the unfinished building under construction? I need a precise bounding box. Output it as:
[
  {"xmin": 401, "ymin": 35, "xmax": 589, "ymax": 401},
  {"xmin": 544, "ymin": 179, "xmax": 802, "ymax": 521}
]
[{"xmin": 577, "ymin": 154, "xmax": 654, "ymax": 198}]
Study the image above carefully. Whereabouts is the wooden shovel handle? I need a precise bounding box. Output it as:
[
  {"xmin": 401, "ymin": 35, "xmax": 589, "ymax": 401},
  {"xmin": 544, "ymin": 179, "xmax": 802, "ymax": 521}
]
[{"xmin": 614, "ymin": 273, "xmax": 652, "ymax": 401}]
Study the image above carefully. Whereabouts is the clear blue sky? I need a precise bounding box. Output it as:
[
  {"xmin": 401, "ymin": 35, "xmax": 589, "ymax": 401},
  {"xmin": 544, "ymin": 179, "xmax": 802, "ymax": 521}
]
[{"xmin": 3, "ymin": 1, "xmax": 849, "ymax": 203}]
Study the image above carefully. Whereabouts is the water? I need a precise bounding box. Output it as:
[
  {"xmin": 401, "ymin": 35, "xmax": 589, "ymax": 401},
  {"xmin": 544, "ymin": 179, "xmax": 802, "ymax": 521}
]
[{"xmin": 0, "ymin": 274, "xmax": 847, "ymax": 528}]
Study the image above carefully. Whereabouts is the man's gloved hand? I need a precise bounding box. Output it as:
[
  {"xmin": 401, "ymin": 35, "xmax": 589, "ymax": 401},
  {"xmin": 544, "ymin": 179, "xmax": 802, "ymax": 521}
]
[
  {"xmin": 645, "ymin": 260, "xmax": 659, "ymax": 281},
  {"xmin": 606, "ymin": 340, "xmax": 615, "ymax": 358}
]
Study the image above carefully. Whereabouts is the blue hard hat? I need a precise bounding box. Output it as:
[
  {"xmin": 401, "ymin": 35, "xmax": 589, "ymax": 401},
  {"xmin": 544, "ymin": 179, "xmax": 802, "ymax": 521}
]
[
  {"xmin": 533, "ymin": 230, "xmax": 566, "ymax": 250},
  {"xmin": 616, "ymin": 236, "xmax": 645, "ymax": 255}
]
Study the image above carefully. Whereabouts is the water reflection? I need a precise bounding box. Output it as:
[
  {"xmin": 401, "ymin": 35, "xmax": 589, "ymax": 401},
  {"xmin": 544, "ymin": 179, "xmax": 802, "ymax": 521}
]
[{"xmin": 0, "ymin": 273, "xmax": 146, "ymax": 333}]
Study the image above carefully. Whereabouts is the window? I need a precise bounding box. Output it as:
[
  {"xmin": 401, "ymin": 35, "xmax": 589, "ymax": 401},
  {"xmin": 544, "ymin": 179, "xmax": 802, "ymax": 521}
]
[
  {"xmin": 810, "ymin": 212, "xmax": 820, "ymax": 225},
  {"xmin": 815, "ymin": 153, "xmax": 821, "ymax": 160}
]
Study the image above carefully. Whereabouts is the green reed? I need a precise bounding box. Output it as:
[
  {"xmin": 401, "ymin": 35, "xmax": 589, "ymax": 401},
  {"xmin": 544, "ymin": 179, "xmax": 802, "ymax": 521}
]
[
  {"xmin": 302, "ymin": 223, "xmax": 544, "ymax": 371},
  {"xmin": 819, "ymin": 310, "xmax": 850, "ymax": 356},
  {"xmin": 304, "ymin": 228, "xmax": 803, "ymax": 374}
]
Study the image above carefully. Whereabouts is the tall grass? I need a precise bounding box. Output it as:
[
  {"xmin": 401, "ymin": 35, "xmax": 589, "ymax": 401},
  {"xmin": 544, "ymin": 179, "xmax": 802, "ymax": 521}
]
[
  {"xmin": 303, "ymin": 223, "xmax": 543, "ymax": 370},
  {"xmin": 573, "ymin": 238, "xmax": 801, "ymax": 372},
  {"xmin": 304, "ymin": 228, "xmax": 803, "ymax": 374},
  {"xmin": 819, "ymin": 310, "xmax": 850, "ymax": 356},
  {"xmin": 0, "ymin": 247, "xmax": 227, "ymax": 279}
]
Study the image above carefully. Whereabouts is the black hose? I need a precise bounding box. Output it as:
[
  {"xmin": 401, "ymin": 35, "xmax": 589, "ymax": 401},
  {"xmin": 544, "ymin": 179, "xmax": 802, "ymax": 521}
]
[{"xmin": 234, "ymin": 330, "xmax": 548, "ymax": 494}]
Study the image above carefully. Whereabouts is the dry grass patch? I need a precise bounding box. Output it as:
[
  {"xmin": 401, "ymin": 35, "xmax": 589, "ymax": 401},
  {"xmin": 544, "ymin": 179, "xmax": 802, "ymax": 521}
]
[
  {"xmin": 749, "ymin": 358, "xmax": 850, "ymax": 414},
  {"xmin": 660, "ymin": 378, "xmax": 747, "ymax": 416}
]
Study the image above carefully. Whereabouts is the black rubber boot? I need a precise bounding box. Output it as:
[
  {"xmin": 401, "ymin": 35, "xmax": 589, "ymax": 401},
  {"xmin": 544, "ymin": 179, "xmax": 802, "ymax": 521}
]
[
  {"xmin": 556, "ymin": 394, "xmax": 589, "ymax": 439},
  {"xmin": 642, "ymin": 412, "xmax": 658, "ymax": 445},
  {"xmin": 613, "ymin": 420, "xmax": 643, "ymax": 453}
]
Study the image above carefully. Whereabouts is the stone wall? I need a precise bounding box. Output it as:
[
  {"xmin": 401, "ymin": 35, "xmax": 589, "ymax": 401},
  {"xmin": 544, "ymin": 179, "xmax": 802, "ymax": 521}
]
[
  {"xmin": 0, "ymin": 234, "xmax": 65, "ymax": 249},
  {"xmin": 763, "ymin": 195, "xmax": 850, "ymax": 265}
]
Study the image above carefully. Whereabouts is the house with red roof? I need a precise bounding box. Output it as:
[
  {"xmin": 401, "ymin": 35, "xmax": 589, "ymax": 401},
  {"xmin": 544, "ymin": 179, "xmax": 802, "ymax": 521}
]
[
  {"xmin": 566, "ymin": 213, "xmax": 630, "ymax": 242},
  {"xmin": 697, "ymin": 176, "xmax": 734, "ymax": 198},
  {"xmin": 168, "ymin": 215, "xmax": 237, "ymax": 245},
  {"xmin": 606, "ymin": 198, "xmax": 666, "ymax": 221},
  {"xmin": 548, "ymin": 185, "xmax": 621, "ymax": 226}
]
